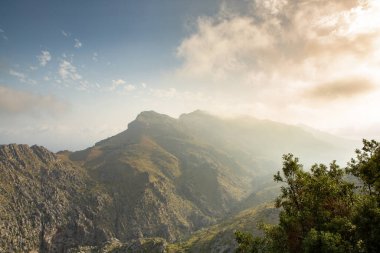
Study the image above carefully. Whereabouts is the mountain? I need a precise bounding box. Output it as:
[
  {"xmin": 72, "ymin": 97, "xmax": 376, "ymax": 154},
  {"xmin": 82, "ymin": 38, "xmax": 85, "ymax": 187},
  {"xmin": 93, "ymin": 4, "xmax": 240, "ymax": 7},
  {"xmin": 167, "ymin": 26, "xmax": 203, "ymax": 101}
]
[
  {"xmin": 67, "ymin": 111, "xmax": 253, "ymax": 242},
  {"xmin": 179, "ymin": 110, "xmax": 356, "ymax": 170},
  {"xmin": 0, "ymin": 110, "xmax": 358, "ymax": 252}
]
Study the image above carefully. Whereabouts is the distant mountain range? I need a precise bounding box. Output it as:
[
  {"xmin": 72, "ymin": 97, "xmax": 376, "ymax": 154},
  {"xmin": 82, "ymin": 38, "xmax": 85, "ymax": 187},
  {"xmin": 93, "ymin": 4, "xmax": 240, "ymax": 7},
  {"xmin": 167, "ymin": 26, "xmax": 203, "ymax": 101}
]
[{"xmin": 0, "ymin": 110, "xmax": 358, "ymax": 252}]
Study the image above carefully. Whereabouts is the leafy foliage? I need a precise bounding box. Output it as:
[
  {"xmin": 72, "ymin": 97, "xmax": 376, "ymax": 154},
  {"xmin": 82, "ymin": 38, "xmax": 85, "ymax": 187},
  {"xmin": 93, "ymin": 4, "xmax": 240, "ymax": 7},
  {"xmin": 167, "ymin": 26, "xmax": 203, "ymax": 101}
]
[
  {"xmin": 235, "ymin": 140, "xmax": 380, "ymax": 253},
  {"xmin": 348, "ymin": 140, "xmax": 380, "ymax": 253}
]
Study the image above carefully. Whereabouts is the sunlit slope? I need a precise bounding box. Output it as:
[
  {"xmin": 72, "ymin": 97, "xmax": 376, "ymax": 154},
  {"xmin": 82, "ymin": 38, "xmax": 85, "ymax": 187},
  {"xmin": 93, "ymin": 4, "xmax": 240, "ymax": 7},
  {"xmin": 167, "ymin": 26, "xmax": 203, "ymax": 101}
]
[{"xmin": 69, "ymin": 111, "xmax": 253, "ymax": 242}]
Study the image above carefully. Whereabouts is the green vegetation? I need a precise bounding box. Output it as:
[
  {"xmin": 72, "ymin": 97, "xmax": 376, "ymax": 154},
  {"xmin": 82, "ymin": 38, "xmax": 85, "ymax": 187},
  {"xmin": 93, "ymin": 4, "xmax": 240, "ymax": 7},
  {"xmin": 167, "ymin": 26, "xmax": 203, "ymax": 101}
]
[
  {"xmin": 235, "ymin": 140, "xmax": 380, "ymax": 253},
  {"xmin": 167, "ymin": 204, "xmax": 279, "ymax": 252}
]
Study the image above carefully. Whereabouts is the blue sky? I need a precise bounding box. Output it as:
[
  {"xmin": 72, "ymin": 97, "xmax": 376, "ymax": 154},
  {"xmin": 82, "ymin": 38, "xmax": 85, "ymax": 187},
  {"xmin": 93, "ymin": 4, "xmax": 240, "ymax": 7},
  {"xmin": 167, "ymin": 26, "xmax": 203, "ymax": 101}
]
[
  {"xmin": 1, "ymin": 0, "xmax": 380, "ymax": 151},
  {"xmin": 0, "ymin": 0, "xmax": 218, "ymax": 91}
]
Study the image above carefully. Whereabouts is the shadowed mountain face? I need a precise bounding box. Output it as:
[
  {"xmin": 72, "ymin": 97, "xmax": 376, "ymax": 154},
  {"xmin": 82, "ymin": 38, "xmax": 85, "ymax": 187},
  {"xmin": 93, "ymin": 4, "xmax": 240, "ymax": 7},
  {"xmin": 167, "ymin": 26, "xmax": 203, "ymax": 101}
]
[
  {"xmin": 179, "ymin": 110, "xmax": 357, "ymax": 170},
  {"xmin": 0, "ymin": 110, "xmax": 357, "ymax": 252}
]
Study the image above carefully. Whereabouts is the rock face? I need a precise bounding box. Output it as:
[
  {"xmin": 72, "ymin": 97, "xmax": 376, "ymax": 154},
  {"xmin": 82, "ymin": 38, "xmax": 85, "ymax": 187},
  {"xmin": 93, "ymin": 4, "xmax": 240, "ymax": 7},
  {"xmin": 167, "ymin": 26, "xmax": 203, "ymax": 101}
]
[
  {"xmin": 69, "ymin": 237, "xmax": 168, "ymax": 253},
  {"xmin": 0, "ymin": 144, "xmax": 114, "ymax": 252}
]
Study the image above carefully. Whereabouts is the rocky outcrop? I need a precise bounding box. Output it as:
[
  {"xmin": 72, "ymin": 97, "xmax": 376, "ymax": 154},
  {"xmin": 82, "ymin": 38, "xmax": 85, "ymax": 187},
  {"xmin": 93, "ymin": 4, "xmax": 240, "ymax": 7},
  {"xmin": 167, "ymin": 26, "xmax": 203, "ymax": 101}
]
[
  {"xmin": 69, "ymin": 237, "xmax": 168, "ymax": 253},
  {"xmin": 0, "ymin": 144, "xmax": 114, "ymax": 252}
]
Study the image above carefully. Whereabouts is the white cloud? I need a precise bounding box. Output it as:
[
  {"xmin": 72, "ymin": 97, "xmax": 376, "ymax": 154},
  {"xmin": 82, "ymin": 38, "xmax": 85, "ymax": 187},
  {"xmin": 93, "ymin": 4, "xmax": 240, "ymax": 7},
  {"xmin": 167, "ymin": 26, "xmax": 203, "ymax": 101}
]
[
  {"xmin": 37, "ymin": 50, "xmax": 52, "ymax": 66},
  {"xmin": 61, "ymin": 30, "xmax": 70, "ymax": 37},
  {"xmin": 177, "ymin": 0, "xmax": 380, "ymax": 84},
  {"xmin": 74, "ymin": 38, "xmax": 82, "ymax": 48},
  {"xmin": 58, "ymin": 60, "xmax": 82, "ymax": 81},
  {"xmin": 177, "ymin": 16, "xmax": 273, "ymax": 81},
  {"xmin": 0, "ymin": 28, "xmax": 8, "ymax": 40},
  {"xmin": 110, "ymin": 79, "xmax": 126, "ymax": 91},
  {"xmin": 9, "ymin": 69, "xmax": 26, "ymax": 80},
  {"xmin": 9, "ymin": 69, "xmax": 36, "ymax": 84},
  {"xmin": 141, "ymin": 83, "xmax": 147, "ymax": 88},
  {"xmin": 0, "ymin": 85, "xmax": 68, "ymax": 116},
  {"xmin": 108, "ymin": 79, "xmax": 136, "ymax": 93},
  {"xmin": 174, "ymin": 0, "xmax": 380, "ymax": 135},
  {"xmin": 124, "ymin": 84, "xmax": 136, "ymax": 92}
]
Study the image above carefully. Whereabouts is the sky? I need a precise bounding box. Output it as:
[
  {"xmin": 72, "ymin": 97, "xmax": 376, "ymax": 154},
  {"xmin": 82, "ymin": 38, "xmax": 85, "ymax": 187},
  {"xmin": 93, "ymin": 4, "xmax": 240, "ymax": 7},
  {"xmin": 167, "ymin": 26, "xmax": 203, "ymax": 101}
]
[{"xmin": 0, "ymin": 0, "xmax": 379, "ymax": 151}]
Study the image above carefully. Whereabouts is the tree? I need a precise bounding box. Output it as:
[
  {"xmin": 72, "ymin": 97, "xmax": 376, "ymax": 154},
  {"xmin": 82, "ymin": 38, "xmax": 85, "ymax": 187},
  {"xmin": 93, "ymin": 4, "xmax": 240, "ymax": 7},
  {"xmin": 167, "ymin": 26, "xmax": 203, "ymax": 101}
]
[
  {"xmin": 236, "ymin": 154, "xmax": 357, "ymax": 252},
  {"xmin": 235, "ymin": 140, "xmax": 380, "ymax": 252},
  {"xmin": 274, "ymin": 155, "xmax": 356, "ymax": 253},
  {"xmin": 347, "ymin": 139, "xmax": 380, "ymax": 253}
]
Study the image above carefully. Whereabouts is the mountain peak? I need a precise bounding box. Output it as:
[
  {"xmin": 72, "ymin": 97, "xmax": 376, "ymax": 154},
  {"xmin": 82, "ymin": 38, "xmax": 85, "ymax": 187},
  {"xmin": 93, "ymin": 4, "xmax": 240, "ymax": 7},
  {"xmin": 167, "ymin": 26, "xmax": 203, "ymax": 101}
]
[
  {"xmin": 179, "ymin": 109, "xmax": 213, "ymax": 120},
  {"xmin": 135, "ymin": 110, "xmax": 174, "ymax": 122}
]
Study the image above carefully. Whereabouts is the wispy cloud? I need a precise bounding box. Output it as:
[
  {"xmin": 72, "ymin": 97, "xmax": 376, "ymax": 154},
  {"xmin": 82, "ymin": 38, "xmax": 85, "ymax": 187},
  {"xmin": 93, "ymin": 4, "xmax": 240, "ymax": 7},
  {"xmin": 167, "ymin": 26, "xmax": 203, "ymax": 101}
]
[
  {"xmin": 0, "ymin": 28, "xmax": 8, "ymax": 40},
  {"xmin": 37, "ymin": 50, "xmax": 52, "ymax": 66},
  {"xmin": 92, "ymin": 52, "xmax": 98, "ymax": 62},
  {"xmin": 306, "ymin": 78, "xmax": 375, "ymax": 101},
  {"xmin": 58, "ymin": 60, "xmax": 82, "ymax": 81},
  {"xmin": 9, "ymin": 69, "xmax": 36, "ymax": 84},
  {"xmin": 61, "ymin": 30, "xmax": 70, "ymax": 37},
  {"xmin": 109, "ymin": 79, "xmax": 136, "ymax": 92},
  {"xmin": 124, "ymin": 84, "xmax": 136, "ymax": 92},
  {"xmin": 110, "ymin": 79, "xmax": 126, "ymax": 91},
  {"xmin": 0, "ymin": 85, "xmax": 68, "ymax": 116},
  {"xmin": 74, "ymin": 38, "xmax": 82, "ymax": 48}
]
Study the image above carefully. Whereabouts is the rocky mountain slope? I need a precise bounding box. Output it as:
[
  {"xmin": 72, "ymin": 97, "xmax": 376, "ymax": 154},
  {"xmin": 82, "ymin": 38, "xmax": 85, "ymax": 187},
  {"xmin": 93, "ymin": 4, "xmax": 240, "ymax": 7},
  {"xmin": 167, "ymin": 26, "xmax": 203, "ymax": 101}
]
[
  {"xmin": 0, "ymin": 110, "xmax": 356, "ymax": 252},
  {"xmin": 0, "ymin": 144, "xmax": 115, "ymax": 252},
  {"xmin": 67, "ymin": 111, "xmax": 253, "ymax": 243}
]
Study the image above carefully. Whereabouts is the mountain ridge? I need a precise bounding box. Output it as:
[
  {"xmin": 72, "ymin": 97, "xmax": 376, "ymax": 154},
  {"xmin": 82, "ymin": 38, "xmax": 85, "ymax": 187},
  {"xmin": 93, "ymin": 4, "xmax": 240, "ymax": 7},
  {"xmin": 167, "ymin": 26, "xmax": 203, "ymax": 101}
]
[{"xmin": 0, "ymin": 110, "xmax": 358, "ymax": 252}]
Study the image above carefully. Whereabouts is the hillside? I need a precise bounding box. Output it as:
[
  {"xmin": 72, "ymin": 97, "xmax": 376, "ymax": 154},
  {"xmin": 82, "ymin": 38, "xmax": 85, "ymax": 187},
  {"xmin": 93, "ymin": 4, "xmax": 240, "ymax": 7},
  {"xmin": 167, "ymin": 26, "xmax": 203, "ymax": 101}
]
[
  {"xmin": 167, "ymin": 204, "xmax": 279, "ymax": 253},
  {"xmin": 68, "ymin": 111, "xmax": 253, "ymax": 242},
  {"xmin": 68, "ymin": 204, "xmax": 279, "ymax": 253},
  {"xmin": 0, "ymin": 144, "xmax": 115, "ymax": 252}
]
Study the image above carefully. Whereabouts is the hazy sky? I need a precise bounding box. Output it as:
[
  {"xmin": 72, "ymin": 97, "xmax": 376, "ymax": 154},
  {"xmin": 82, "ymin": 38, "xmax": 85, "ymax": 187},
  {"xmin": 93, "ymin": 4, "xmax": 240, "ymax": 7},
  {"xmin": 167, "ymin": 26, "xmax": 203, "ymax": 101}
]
[{"xmin": 1, "ymin": 0, "xmax": 379, "ymax": 151}]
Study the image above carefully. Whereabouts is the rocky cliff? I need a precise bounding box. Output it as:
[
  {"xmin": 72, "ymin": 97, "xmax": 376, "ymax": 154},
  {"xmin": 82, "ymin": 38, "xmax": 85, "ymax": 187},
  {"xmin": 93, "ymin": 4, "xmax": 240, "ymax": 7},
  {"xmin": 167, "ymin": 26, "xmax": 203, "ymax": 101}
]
[{"xmin": 0, "ymin": 144, "xmax": 114, "ymax": 252}]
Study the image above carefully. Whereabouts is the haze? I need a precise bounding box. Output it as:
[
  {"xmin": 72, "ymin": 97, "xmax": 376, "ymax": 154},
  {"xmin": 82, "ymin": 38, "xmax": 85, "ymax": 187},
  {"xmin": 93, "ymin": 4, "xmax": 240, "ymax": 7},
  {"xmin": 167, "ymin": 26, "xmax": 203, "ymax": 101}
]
[{"xmin": 1, "ymin": 0, "xmax": 379, "ymax": 151}]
